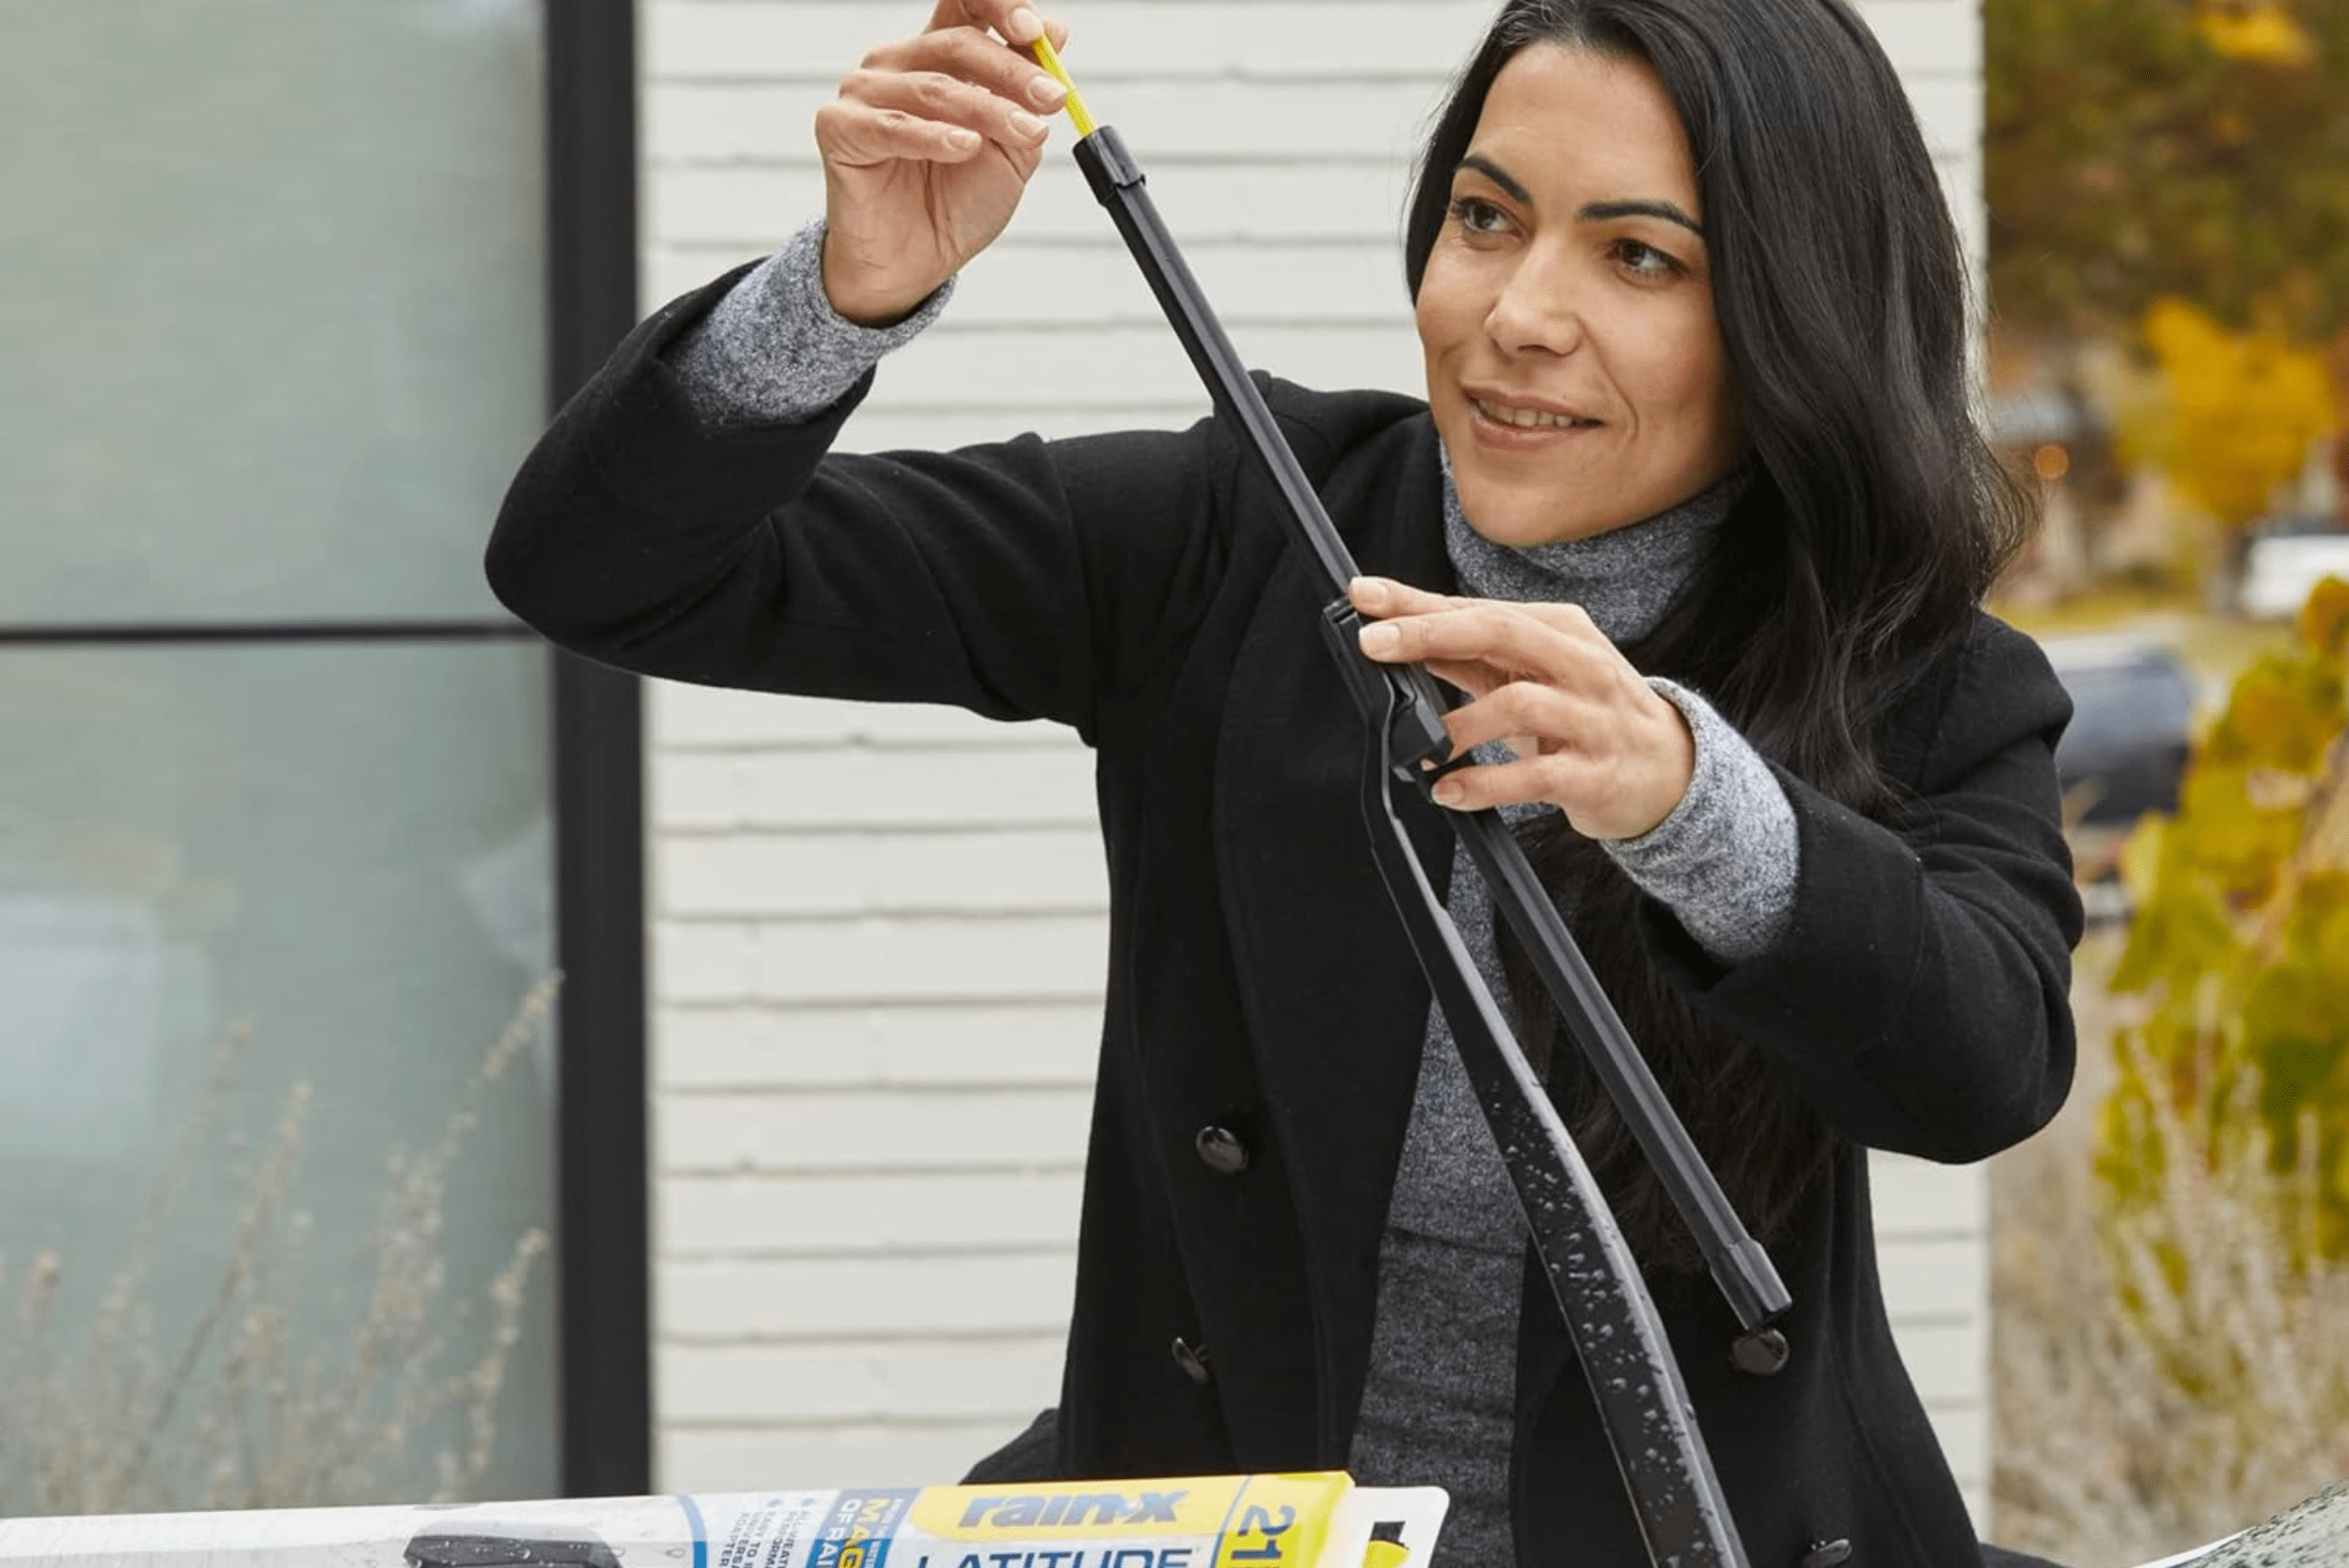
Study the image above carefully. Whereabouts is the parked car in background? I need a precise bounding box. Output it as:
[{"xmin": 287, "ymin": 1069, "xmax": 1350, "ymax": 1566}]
[
  {"xmin": 2042, "ymin": 633, "xmax": 2199, "ymax": 920},
  {"xmin": 2239, "ymin": 513, "xmax": 2349, "ymax": 620}
]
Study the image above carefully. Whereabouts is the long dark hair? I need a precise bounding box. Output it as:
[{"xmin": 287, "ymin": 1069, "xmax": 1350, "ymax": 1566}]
[{"xmin": 1404, "ymin": 0, "xmax": 2035, "ymax": 1266}]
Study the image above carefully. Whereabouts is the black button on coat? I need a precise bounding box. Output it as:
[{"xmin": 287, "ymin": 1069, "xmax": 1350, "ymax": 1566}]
[
  {"xmin": 487, "ymin": 267, "xmax": 2084, "ymax": 1568},
  {"xmin": 1193, "ymin": 1126, "xmax": 1251, "ymax": 1175}
]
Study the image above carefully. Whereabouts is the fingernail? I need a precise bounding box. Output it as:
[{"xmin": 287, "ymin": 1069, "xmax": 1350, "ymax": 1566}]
[
  {"xmin": 1432, "ymin": 779, "xmax": 1464, "ymax": 807},
  {"xmin": 1010, "ymin": 6, "xmax": 1042, "ymax": 40},
  {"xmin": 1352, "ymin": 576, "xmax": 1388, "ymax": 607},
  {"xmin": 1013, "ymin": 109, "xmax": 1047, "ymax": 137},
  {"xmin": 946, "ymin": 128, "xmax": 981, "ymax": 150},
  {"xmin": 1358, "ymin": 623, "xmax": 1399, "ymax": 655},
  {"xmin": 1030, "ymin": 73, "xmax": 1067, "ymax": 106}
]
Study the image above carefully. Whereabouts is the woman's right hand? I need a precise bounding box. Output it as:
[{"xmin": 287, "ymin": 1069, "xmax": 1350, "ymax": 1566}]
[{"xmin": 816, "ymin": 0, "xmax": 1072, "ymax": 327}]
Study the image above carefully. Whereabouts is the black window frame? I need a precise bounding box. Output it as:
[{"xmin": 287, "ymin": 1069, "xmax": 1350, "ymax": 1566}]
[{"xmin": 544, "ymin": 0, "xmax": 651, "ymax": 1499}]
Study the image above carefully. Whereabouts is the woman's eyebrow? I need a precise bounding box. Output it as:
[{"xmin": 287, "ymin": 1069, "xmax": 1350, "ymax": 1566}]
[
  {"xmin": 1456, "ymin": 154, "xmax": 1533, "ymax": 205},
  {"xmin": 1580, "ymin": 198, "xmax": 1707, "ymax": 238}
]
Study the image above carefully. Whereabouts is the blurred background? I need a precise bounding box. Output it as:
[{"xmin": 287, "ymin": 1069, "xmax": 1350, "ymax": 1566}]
[
  {"xmin": 1976, "ymin": 3, "xmax": 2349, "ymax": 1562},
  {"xmin": 0, "ymin": 3, "xmax": 2343, "ymax": 1566}
]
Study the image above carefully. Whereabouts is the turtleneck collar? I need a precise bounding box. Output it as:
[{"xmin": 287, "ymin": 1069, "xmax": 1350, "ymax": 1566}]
[{"xmin": 1440, "ymin": 448, "xmax": 1744, "ymax": 645}]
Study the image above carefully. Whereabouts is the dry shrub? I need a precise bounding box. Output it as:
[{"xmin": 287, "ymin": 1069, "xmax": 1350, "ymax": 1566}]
[
  {"xmin": 1993, "ymin": 1030, "xmax": 2349, "ymax": 1566},
  {"xmin": 0, "ymin": 976, "xmax": 559, "ymax": 1518}
]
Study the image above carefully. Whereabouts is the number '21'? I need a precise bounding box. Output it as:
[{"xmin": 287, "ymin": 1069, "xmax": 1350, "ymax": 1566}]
[{"xmin": 1228, "ymin": 1504, "xmax": 1296, "ymax": 1562}]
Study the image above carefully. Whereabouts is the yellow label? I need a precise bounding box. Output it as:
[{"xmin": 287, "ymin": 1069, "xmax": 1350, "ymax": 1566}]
[
  {"xmin": 909, "ymin": 1476, "xmax": 1248, "ymax": 1540},
  {"xmin": 901, "ymin": 1473, "xmax": 1353, "ymax": 1568}
]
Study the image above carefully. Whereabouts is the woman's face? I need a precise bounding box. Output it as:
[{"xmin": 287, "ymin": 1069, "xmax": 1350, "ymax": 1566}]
[{"xmin": 1416, "ymin": 43, "xmax": 1749, "ymax": 549}]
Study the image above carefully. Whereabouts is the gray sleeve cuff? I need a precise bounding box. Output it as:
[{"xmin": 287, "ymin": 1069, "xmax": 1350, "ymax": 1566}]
[
  {"xmin": 667, "ymin": 217, "xmax": 955, "ymax": 427},
  {"xmin": 1600, "ymin": 678, "xmax": 1799, "ymax": 963}
]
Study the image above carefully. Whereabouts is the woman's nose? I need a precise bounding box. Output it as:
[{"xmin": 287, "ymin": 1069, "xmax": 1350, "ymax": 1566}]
[{"xmin": 1484, "ymin": 250, "xmax": 1586, "ymax": 357}]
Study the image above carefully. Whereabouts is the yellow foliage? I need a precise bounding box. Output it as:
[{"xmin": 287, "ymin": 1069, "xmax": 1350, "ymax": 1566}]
[
  {"xmin": 2103, "ymin": 576, "xmax": 2349, "ymax": 1258},
  {"xmin": 2301, "ymin": 576, "xmax": 2349, "ymax": 661},
  {"xmin": 2196, "ymin": 1, "xmax": 2319, "ymax": 66},
  {"xmin": 2121, "ymin": 297, "xmax": 2337, "ymax": 526}
]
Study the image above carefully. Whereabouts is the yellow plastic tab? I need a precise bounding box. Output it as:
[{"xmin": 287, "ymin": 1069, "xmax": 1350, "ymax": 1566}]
[{"xmin": 1028, "ymin": 33, "xmax": 1097, "ymax": 137}]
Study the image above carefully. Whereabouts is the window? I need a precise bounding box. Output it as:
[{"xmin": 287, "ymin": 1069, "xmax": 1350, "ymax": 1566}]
[{"xmin": 0, "ymin": 1, "xmax": 644, "ymax": 1507}]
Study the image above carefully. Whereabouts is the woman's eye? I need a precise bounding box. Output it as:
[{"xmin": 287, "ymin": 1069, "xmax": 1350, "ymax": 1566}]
[
  {"xmin": 1613, "ymin": 239, "xmax": 1684, "ymax": 278},
  {"xmin": 1448, "ymin": 195, "xmax": 1510, "ymax": 235}
]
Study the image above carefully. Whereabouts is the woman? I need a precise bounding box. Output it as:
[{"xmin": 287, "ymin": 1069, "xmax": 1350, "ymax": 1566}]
[{"xmin": 488, "ymin": 0, "xmax": 2083, "ymax": 1562}]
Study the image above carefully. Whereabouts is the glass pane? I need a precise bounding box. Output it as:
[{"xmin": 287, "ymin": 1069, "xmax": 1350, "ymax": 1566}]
[
  {"xmin": 0, "ymin": 1, "xmax": 545, "ymax": 626},
  {"xmin": 0, "ymin": 641, "xmax": 558, "ymax": 1509}
]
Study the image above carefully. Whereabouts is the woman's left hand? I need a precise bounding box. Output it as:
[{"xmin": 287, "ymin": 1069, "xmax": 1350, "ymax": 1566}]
[{"xmin": 1348, "ymin": 574, "xmax": 1694, "ymax": 840}]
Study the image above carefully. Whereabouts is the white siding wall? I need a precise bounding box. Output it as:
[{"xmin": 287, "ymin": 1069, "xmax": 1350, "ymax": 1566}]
[{"xmin": 641, "ymin": 0, "xmax": 1994, "ymax": 1523}]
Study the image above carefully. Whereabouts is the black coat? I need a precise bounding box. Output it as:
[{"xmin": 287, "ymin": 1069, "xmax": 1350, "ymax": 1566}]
[{"xmin": 488, "ymin": 272, "xmax": 2085, "ymax": 1568}]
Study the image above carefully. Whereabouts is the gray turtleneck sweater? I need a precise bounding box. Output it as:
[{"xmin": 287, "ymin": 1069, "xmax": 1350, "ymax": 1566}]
[{"xmin": 669, "ymin": 221, "xmax": 1802, "ymax": 1567}]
